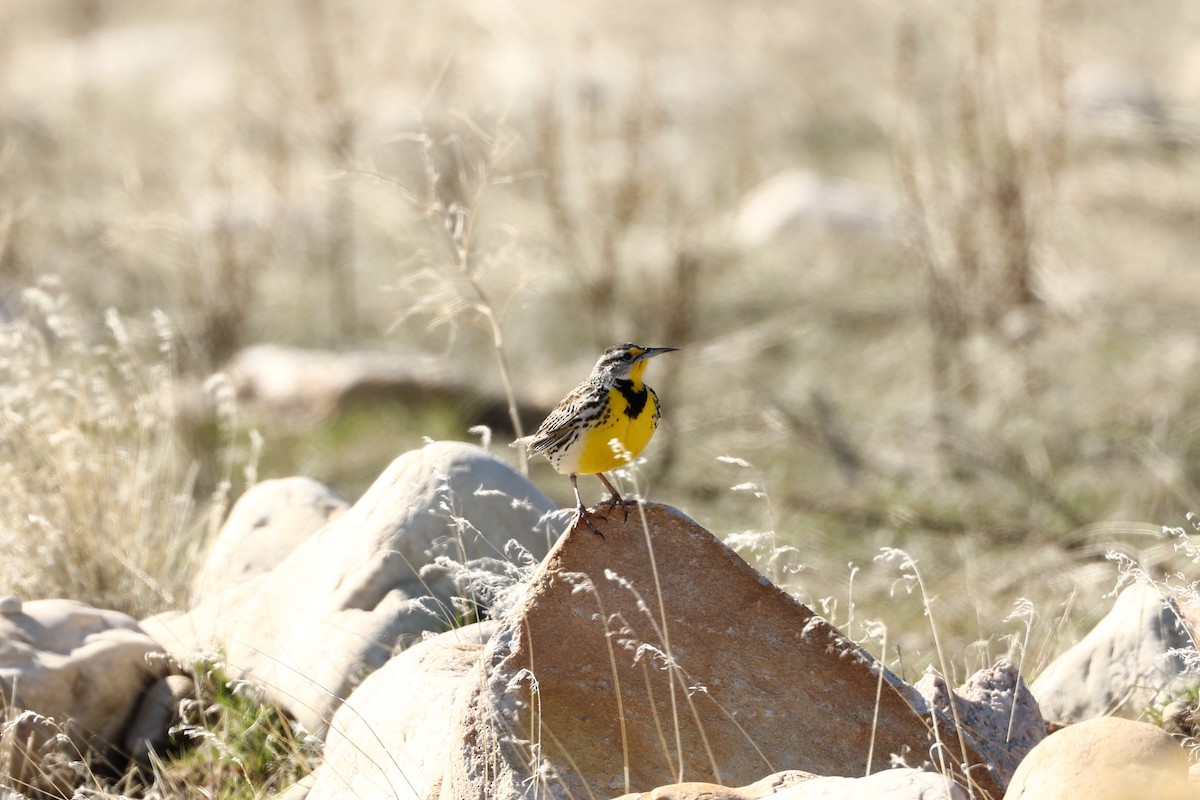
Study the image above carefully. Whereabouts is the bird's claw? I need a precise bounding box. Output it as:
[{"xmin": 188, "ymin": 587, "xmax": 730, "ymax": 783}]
[
  {"xmin": 599, "ymin": 494, "xmax": 631, "ymax": 521},
  {"xmin": 576, "ymin": 506, "xmax": 606, "ymax": 538}
]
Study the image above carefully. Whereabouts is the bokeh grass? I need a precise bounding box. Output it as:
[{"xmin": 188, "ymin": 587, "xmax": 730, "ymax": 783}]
[
  {"xmin": 3, "ymin": 0, "xmax": 1200, "ymax": 792},
  {"xmin": 0, "ymin": 281, "xmax": 225, "ymax": 616}
]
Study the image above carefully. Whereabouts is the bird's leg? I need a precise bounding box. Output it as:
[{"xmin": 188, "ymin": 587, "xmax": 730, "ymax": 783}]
[
  {"xmin": 596, "ymin": 472, "xmax": 629, "ymax": 521},
  {"xmin": 570, "ymin": 473, "xmax": 605, "ymax": 537}
]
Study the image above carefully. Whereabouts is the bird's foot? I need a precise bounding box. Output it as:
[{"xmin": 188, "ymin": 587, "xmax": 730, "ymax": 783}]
[
  {"xmin": 595, "ymin": 473, "xmax": 631, "ymax": 522},
  {"xmin": 599, "ymin": 493, "xmax": 631, "ymax": 522},
  {"xmin": 575, "ymin": 504, "xmax": 606, "ymax": 537}
]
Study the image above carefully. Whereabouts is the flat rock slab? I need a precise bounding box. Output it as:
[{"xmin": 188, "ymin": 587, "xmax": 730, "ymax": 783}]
[
  {"xmin": 774, "ymin": 767, "xmax": 966, "ymax": 799},
  {"xmin": 442, "ymin": 504, "xmax": 1001, "ymax": 799},
  {"xmin": 614, "ymin": 768, "xmax": 963, "ymax": 800},
  {"xmin": 611, "ymin": 770, "xmax": 816, "ymax": 799}
]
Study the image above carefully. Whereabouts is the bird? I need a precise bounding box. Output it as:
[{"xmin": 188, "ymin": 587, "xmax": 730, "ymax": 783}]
[{"xmin": 512, "ymin": 343, "xmax": 678, "ymax": 535}]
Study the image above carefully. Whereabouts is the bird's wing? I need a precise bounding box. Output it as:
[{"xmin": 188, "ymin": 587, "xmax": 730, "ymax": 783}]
[{"xmin": 512, "ymin": 380, "xmax": 601, "ymax": 456}]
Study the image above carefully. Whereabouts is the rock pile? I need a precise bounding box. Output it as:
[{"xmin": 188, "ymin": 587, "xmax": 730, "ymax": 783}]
[
  {"xmin": 142, "ymin": 441, "xmax": 564, "ymax": 734},
  {"xmin": 0, "ymin": 599, "xmax": 173, "ymax": 796},
  {"xmin": 0, "ymin": 441, "xmax": 1195, "ymax": 799}
]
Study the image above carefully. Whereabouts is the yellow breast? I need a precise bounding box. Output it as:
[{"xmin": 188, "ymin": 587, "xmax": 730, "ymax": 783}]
[{"xmin": 552, "ymin": 385, "xmax": 660, "ymax": 475}]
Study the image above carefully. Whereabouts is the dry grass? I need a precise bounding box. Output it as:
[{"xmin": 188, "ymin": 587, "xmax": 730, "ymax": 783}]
[
  {"xmin": 0, "ymin": 280, "xmax": 239, "ymax": 617},
  {"xmin": 2, "ymin": 0, "xmax": 1200, "ymax": 793}
]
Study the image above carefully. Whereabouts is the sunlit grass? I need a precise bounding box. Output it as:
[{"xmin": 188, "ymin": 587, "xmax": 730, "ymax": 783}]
[
  {"xmin": 0, "ymin": 282, "xmax": 242, "ymax": 617},
  {"xmin": 153, "ymin": 660, "xmax": 320, "ymax": 799},
  {"xmin": 1, "ymin": 0, "xmax": 1199, "ymax": 794}
]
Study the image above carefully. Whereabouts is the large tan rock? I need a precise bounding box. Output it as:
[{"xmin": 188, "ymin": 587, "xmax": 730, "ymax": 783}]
[
  {"xmin": 192, "ymin": 476, "xmax": 348, "ymax": 603},
  {"xmin": 1030, "ymin": 584, "xmax": 1190, "ymax": 725},
  {"xmin": 618, "ymin": 693, "xmax": 1011, "ymax": 800},
  {"xmin": 0, "ymin": 598, "xmax": 170, "ymax": 796},
  {"xmin": 439, "ymin": 504, "xmax": 1002, "ymax": 799},
  {"xmin": 1003, "ymin": 716, "xmax": 1190, "ymax": 799},
  {"xmin": 143, "ymin": 441, "xmax": 563, "ymax": 734}
]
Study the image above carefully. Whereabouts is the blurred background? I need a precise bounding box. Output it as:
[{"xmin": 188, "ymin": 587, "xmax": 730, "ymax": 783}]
[{"xmin": 2, "ymin": 0, "xmax": 1200, "ymax": 680}]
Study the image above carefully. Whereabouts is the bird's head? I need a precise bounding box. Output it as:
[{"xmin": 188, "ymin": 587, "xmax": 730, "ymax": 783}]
[{"xmin": 591, "ymin": 343, "xmax": 678, "ymax": 383}]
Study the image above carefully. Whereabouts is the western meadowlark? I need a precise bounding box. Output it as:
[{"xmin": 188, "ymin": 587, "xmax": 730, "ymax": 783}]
[{"xmin": 512, "ymin": 343, "xmax": 677, "ymax": 534}]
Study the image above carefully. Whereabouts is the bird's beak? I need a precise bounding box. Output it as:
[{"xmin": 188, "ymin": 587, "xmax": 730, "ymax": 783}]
[{"xmin": 638, "ymin": 347, "xmax": 679, "ymax": 361}]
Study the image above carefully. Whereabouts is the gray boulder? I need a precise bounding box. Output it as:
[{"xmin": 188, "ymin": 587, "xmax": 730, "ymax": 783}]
[
  {"xmin": 0, "ymin": 598, "xmax": 169, "ymax": 796},
  {"xmin": 733, "ymin": 169, "xmax": 906, "ymax": 246},
  {"xmin": 1030, "ymin": 584, "xmax": 1190, "ymax": 725},
  {"xmin": 143, "ymin": 441, "xmax": 562, "ymax": 734},
  {"xmin": 914, "ymin": 659, "xmax": 1044, "ymax": 787},
  {"xmin": 305, "ymin": 622, "xmax": 495, "ymax": 800},
  {"xmin": 192, "ymin": 476, "xmax": 348, "ymax": 603}
]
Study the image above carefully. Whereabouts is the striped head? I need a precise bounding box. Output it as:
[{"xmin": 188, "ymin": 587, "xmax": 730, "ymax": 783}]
[{"xmin": 590, "ymin": 343, "xmax": 678, "ymax": 384}]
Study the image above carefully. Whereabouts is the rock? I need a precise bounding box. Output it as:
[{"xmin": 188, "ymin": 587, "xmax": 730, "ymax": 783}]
[
  {"xmin": 0, "ymin": 599, "xmax": 170, "ymax": 796},
  {"xmin": 741, "ymin": 772, "xmax": 823, "ymax": 797},
  {"xmin": 733, "ymin": 169, "xmax": 905, "ymax": 246},
  {"xmin": 612, "ymin": 770, "xmax": 817, "ymax": 799},
  {"xmin": 914, "ymin": 659, "xmax": 1044, "ymax": 786},
  {"xmin": 611, "ymin": 767, "xmax": 967, "ymax": 799},
  {"xmin": 1063, "ymin": 62, "xmax": 1177, "ymax": 148},
  {"xmin": 1066, "ymin": 62, "xmax": 1165, "ymax": 120},
  {"xmin": 305, "ymin": 622, "xmax": 496, "ymax": 800},
  {"xmin": 1004, "ymin": 716, "xmax": 1190, "ymax": 799},
  {"xmin": 143, "ymin": 576, "xmax": 261, "ymax": 670},
  {"xmin": 1159, "ymin": 697, "xmax": 1200, "ymax": 738},
  {"xmin": 774, "ymin": 768, "xmax": 966, "ymax": 799},
  {"xmin": 142, "ymin": 441, "xmax": 563, "ymax": 734},
  {"xmin": 224, "ymin": 344, "xmax": 544, "ymax": 429},
  {"xmin": 124, "ymin": 674, "xmax": 196, "ymax": 766},
  {"xmin": 274, "ymin": 772, "xmax": 316, "ymax": 800},
  {"xmin": 612, "ymin": 761, "xmax": 964, "ymax": 799},
  {"xmin": 1031, "ymin": 584, "xmax": 1190, "ymax": 725},
  {"xmin": 439, "ymin": 504, "xmax": 1002, "ymax": 799},
  {"xmin": 192, "ymin": 477, "xmax": 348, "ymax": 603},
  {"xmin": 226, "ymin": 344, "xmax": 458, "ymax": 419},
  {"xmin": 616, "ymin": 784, "xmax": 756, "ymax": 800}
]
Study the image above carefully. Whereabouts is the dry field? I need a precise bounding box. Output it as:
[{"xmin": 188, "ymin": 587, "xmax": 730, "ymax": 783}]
[{"xmin": 3, "ymin": 0, "xmax": 1200, "ymax": 715}]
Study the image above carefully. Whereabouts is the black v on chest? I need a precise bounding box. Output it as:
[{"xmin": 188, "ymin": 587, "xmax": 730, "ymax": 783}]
[{"xmin": 613, "ymin": 379, "xmax": 650, "ymax": 418}]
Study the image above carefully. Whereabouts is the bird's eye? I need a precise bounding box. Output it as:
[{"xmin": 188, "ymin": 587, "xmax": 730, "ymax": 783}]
[{"xmin": 621, "ymin": 352, "xmax": 634, "ymax": 361}]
